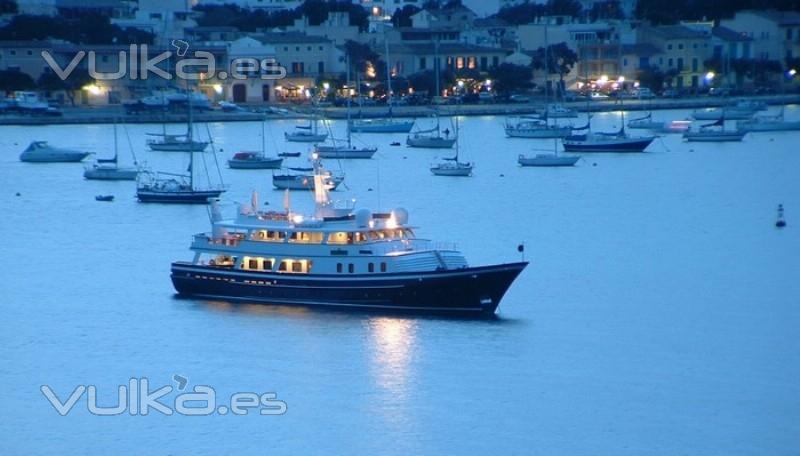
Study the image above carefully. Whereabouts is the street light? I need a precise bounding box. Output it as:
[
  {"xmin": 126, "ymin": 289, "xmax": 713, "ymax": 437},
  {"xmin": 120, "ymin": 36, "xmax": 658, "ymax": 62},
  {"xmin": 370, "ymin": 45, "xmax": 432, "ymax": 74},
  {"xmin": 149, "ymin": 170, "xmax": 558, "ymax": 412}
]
[
  {"xmin": 705, "ymin": 71, "xmax": 715, "ymax": 82},
  {"xmin": 789, "ymin": 69, "xmax": 797, "ymax": 77}
]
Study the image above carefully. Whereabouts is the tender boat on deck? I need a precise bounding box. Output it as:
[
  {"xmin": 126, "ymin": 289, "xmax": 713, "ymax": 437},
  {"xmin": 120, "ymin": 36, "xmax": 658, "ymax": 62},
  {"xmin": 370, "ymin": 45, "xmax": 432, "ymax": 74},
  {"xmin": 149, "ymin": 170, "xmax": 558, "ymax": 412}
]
[{"xmin": 170, "ymin": 161, "xmax": 527, "ymax": 314}]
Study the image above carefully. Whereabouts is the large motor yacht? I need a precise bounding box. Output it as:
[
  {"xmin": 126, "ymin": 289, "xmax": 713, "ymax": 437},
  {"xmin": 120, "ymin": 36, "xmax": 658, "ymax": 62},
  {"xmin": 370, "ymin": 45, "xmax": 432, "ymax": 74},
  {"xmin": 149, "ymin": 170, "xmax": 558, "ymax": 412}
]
[{"xmin": 170, "ymin": 160, "xmax": 527, "ymax": 314}]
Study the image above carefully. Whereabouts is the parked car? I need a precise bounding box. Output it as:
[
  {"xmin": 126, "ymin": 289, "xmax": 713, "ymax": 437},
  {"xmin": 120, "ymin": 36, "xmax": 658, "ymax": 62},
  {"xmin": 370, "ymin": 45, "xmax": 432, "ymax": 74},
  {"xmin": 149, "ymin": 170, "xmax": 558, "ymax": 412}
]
[
  {"xmin": 590, "ymin": 92, "xmax": 610, "ymax": 99},
  {"xmin": 509, "ymin": 93, "xmax": 532, "ymax": 103},
  {"xmin": 632, "ymin": 88, "xmax": 656, "ymax": 99},
  {"xmin": 708, "ymin": 87, "xmax": 732, "ymax": 97},
  {"xmin": 661, "ymin": 88, "xmax": 681, "ymax": 98},
  {"xmin": 478, "ymin": 91, "xmax": 495, "ymax": 103}
]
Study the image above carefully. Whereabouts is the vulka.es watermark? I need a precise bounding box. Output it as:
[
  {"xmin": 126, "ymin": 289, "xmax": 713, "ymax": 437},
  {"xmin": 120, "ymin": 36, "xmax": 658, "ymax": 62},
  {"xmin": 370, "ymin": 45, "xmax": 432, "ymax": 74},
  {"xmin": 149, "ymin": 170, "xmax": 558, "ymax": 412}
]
[
  {"xmin": 41, "ymin": 375, "xmax": 287, "ymax": 416},
  {"xmin": 41, "ymin": 41, "xmax": 287, "ymax": 82}
]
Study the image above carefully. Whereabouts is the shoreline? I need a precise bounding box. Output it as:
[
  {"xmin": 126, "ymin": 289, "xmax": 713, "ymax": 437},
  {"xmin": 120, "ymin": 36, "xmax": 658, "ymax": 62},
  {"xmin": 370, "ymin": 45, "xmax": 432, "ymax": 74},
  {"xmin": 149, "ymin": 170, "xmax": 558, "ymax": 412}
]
[{"xmin": 1, "ymin": 94, "xmax": 798, "ymax": 126}]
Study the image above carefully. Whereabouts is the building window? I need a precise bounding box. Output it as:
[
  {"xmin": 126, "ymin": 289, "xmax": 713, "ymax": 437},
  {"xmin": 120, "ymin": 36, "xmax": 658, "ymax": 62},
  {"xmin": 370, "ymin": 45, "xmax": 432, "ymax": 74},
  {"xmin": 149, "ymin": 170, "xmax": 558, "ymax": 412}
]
[
  {"xmin": 319, "ymin": 46, "xmax": 323, "ymax": 51},
  {"xmin": 678, "ymin": 43, "xmax": 684, "ymax": 50},
  {"xmin": 456, "ymin": 56, "xmax": 464, "ymax": 69},
  {"xmin": 10, "ymin": 50, "xmax": 15, "ymax": 55},
  {"xmin": 337, "ymin": 263, "xmax": 343, "ymax": 273},
  {"xmin": 492, "ymin": 56, "xmax": 499, "ymax": 67},
  {"xmin": 668, "ymin": 58, "xmax": 673, "ymax": 67},
  {"xmin": 307, "ymin": 46, "xmax": 311, "ymax": 51},
  {"xmin": 667, "ymin": 44, "xmax": 672, "ymax": 50},
  {"xmin": 284, "ymin": 46, "xmax": 288, "ymax": 51},
  {"xmin": 419, "ymin": 57, "xmax": 426, "ymax": 70},
  {"xmin": 368, "ymin": 263, "xmax": 374, "ymax": 273},
  {"xmin": 348, "ymin": 264, "xmax": 354, "ymax": 273},
  {"xmin": 380, "ymin": 262, "xmax": 387, "ymax": 272},
  {"xmin": 467, "ymin": 56, "xmax": 476, "ymax": 69},
  {"xmin": 480, "ymin": 56, "xmax": 487, "ymax": 71},
  {"xmin": 623, "ymin": 58, "xmax": 628, "ymax": 67},
  {"xmin": 692, "ymin": 58, "xmax": 698, "ymax": 72},
  {"xmin": 318, "ymin": 61, "xmax": 324, "ymax": 74}
]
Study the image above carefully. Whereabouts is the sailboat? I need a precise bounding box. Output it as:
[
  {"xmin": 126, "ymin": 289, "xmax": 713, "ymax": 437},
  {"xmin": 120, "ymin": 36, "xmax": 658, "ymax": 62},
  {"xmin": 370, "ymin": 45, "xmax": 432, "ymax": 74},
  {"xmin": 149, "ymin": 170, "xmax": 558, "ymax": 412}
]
[
  {"xmin": 137, "ymin": 91, "xmax": 226, "ymax": 203},
  {"xmin": 84, "ymin": 122, "xmax": 139, "ymax": 180},
  {"xmin": 562, "ymin": 116, "xmax": 655, "ymax": 152},
  {"xmin": 407, "ymin": 112, "xmax": 457, "ymax": 148},
  {"xmin": 285, "ymin": 113, "xmax": 328, "ymax": 143},
  {"xmin": 504, "ymin": 23, "xmax": 572, "ymax": 139},
  {"xmin": 146, "ymin": 90, "xmax": 209, "ymax": 152},
  {"xmin": 518, "ymin": 137, "xmax": 579, "ymax": 167},
  {"xmin": 683, "ymin": 117, "xmax": 746, "ymax": 142},
  {"xmin": 228, "ymin": 118, "xmax": 283, "ymax": 169},
  {"xmin": 738, "ymin": 108, "xmax": 800, "ymax": 132},
  {"xmin": 314, "ymin": 54, "xmax": 377, "ymax": 159},
  {"xmin": 349, "ymin": 40, "xmax": 414, "ymax": 134},
  {"xmin": 272, "ymin": 155, "xmax": 345, "ymax": 191},
  {"xmin": 431, "ymin": 117, "xmax": 472, "ymax": 176}
]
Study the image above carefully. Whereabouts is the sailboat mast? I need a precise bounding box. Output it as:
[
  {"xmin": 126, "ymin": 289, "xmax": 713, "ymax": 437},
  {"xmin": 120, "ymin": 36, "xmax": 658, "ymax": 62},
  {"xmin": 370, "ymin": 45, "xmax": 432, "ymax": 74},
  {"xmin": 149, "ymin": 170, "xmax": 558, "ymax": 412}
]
[
  {"xmin": 346, "ymin": 52, "xmax": 352, "ymax": 148},
  {"xmin": 113, "ymin": 120, "xmax": 119, "ymax": 163},
  {"xmin": 261, "ymin": 117, "xmax": 266, "ymax": 156},
  {"xmin": 187, "ymin": 86, "xmax": 194, "ymax": 189},
  {"xmin": 385, "ymin": 38, "xmax": 392, "ymax": 117}
]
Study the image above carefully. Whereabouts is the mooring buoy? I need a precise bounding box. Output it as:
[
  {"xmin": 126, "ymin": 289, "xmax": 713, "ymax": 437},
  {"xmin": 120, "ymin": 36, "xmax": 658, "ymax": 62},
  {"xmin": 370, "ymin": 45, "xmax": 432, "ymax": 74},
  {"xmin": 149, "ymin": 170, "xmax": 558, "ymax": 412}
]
[{"xmin": 776, "ymin": 204, "xmax": 786, "ymax": 228}]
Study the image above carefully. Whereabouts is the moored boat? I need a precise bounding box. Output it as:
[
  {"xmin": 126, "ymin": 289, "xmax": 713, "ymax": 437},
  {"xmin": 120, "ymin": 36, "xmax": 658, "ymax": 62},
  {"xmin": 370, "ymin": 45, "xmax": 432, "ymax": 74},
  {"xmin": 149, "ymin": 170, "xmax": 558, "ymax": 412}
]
[
  {"xmin": 20, "ymin": 141, "xmax": 90, "ymax": 163},
  {"xmin": 170, "ymin": 163, "xmax": 526, "ymax": 314}
]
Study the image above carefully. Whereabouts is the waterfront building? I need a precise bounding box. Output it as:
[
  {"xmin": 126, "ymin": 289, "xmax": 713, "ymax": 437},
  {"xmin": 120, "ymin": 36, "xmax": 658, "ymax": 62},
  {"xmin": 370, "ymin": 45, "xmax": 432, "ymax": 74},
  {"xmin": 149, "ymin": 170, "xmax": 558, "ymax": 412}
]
[
  {"xmin": 636, "ymin": 24, "xmax": 712, "ymax": 90},
  {"xmin": 721, "ymin": 10, "xmax": 800, "ymax": 64}
]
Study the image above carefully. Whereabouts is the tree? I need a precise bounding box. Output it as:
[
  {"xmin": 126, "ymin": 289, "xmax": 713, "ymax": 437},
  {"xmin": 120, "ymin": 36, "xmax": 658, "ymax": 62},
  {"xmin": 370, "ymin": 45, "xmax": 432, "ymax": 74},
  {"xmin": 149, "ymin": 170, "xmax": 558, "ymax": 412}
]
[
  {"xmin": 391, "ymin": 5, "xmax": 421, "ymax": 27},
  {"xmin": 0, "ymin": 0, "xmax": 17, "ymax": 14},
  {"xmin": 636, "ymin": 67, "xmax": 666, "ymax": 92},
  {"xmin": 488, "ymin": 63, "xmax": 533, "ymax": 94},
  {"xmin": 37, "ymin": 69, "xmax": 93, "ymax": 106},
  {"xmin": 532, "ymin": 42, "xmax": 578, "ymax": 96},
  {"xmin": 343, "ymin": 40, "xmax": 384, "ymax": 80},
  {"xmin": 546, "ymin": 0, "xmax": 583, "ymax": 17},
  {"xmin": 588, "ymin": 0, "xmax": 625, "ymax": 20},
  {"xmin": 0, "ymin": 69, "xmax": 35, "ymax": 92}
]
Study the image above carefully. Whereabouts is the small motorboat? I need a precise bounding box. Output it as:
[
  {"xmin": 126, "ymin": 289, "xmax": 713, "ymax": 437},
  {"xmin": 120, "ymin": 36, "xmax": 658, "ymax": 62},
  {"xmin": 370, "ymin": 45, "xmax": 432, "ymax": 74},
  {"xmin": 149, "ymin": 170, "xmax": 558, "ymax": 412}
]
[
  {"xmin": 278, "ymin": 152, "xmax": 302, "ymax": 158},
  {"xmin": 228, "ymin": 152, "xmax": 283, "ymax": 169},
  {"xmin": 95, "ymin": 195, "xmax": 114, "ymax": 202},
  {"xmin": 518, "ymin": 153, "xmax": 579, "ymax": 167},
  {"xmin": 390, "ymin": 142, "xmax": 401, "ymax": 146},
  {"xmin": 20, "ymin": 141, "xmax": 90, "ymax": 163}
]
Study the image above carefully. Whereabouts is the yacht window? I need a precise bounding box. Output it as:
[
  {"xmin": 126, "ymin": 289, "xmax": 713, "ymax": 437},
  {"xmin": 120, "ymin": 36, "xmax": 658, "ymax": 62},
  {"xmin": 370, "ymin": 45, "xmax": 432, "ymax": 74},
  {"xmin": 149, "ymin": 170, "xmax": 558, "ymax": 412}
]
[
  {"xmin": 292, "ymin": 262, "xmax": 302, "ymax": 272},
  {"xmin": 355, "ymin": 232, "xmax": 370, "ymax": 243},
  {"xmin": 368, "ymin": 231, "xmax": 380, "ymax": 240},
  {"xmin": 337, "ymin": 263, "xmax": 343, "ymax": 273},
  {"xmin": 328, "ymin": 232, "xmax": 349, "ymax": 244},
  {"xmin": 263, "ymin": 259, "xmax": 274, "ymax": 270},
  {"xmin": 248, "ymin": 259, "xmax": 258, "ymax": 269},
  {"xmin": 348, "ymin": 264, "xmax": 354, "ymax": 273},
  {"xmin": 254, "ymin": 230, "xmax": 286, "ymax": 242},
  {"xmin": 380, "ymin": 262, "xmax": 387, "ymax": 272},
  {"xmin": 289, "ymin": 231, "xmax": 324, "ymax": 244},
  {"xmin": 403, "ymin": 229, "xmax": 415, "ymax": 238},
  {"xmin": 368, "ymin": 263, "xmax": 374, "ymax": 273},
  {"xmin": 278, "ymin": 261, "xmax": 287, "ymax": 272}
]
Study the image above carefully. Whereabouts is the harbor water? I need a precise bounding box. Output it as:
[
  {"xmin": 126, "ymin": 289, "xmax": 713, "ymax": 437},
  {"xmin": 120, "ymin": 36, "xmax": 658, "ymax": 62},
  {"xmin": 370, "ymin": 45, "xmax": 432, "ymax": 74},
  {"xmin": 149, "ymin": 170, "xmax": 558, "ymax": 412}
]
[{"xmin": 1, "ymin": 107, "xmax": 798, "ymax": 454}]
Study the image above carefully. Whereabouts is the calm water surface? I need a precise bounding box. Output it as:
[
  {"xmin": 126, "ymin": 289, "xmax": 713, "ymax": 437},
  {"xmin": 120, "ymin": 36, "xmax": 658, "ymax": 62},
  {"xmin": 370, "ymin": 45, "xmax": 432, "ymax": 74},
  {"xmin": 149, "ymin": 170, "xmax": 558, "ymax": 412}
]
[{"xmin": 1, "ymin": 107, "xmax": 799, "ymax": 454}]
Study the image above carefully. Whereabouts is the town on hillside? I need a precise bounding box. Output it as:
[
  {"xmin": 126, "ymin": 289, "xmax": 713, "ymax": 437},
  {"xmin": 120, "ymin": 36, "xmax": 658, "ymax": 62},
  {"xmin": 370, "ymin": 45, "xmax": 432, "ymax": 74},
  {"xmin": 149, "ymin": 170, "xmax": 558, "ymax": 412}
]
[{"xmin": 0, "ymin": 0, "xmax": 798, "ymax": 113}]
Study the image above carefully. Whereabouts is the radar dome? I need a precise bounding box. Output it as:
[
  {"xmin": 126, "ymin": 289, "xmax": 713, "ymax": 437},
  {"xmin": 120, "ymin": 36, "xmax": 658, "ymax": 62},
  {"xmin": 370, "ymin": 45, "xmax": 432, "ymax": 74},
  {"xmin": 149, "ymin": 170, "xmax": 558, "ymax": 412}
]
[
  {"xmin": 355, "ymin": 208, "xmax": 372, "ymax": 227},
  {"xmin": 393, "ymin": 207, "xmax": 409, "ymax": 225}
]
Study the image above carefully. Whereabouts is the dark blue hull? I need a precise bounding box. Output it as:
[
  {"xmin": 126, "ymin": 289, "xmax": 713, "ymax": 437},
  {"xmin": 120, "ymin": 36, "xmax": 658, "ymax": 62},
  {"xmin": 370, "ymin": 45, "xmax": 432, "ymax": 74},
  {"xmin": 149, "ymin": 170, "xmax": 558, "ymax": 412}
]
[
  {"xmin": 170, "ymin": 262, "xmax": 528, "ymax": 314},
  {"xmin": 562, "ymin": 137, "xmax": 654, "ymax": 152},
  {"xmin": 137, "ymin": 189, "xmax": 224, "ymax": 204}
]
